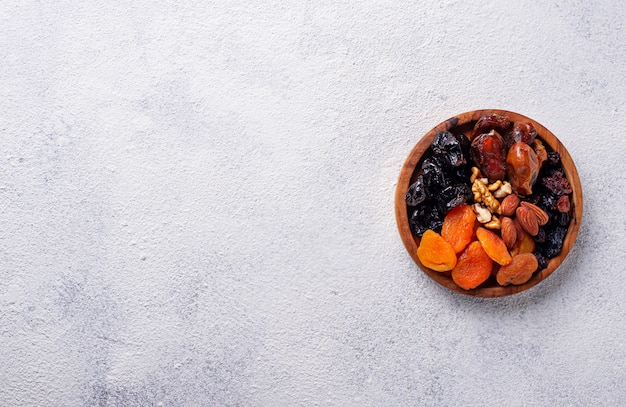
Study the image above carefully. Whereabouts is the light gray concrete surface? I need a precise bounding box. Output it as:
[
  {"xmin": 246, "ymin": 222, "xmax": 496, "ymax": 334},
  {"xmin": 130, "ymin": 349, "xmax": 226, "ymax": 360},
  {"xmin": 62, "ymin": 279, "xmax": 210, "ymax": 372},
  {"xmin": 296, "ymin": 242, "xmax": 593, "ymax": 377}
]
[{"xmin": 1, "ymin": 1, "xmax": 625, "ymax": 406}]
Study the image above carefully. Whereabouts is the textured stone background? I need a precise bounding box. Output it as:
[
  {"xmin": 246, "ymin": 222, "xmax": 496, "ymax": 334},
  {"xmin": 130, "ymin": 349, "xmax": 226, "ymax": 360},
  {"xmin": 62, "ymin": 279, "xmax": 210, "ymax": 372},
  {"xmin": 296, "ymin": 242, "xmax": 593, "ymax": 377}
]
[{"xmin": 1, "ymin": 1, "xmax": 625, "ymax": 406}]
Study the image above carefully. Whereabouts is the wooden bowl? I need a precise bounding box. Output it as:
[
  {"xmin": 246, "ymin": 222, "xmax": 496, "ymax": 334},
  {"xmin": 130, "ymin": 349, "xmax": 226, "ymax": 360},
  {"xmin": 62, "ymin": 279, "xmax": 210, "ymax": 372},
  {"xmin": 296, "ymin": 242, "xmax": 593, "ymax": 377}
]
[{"xmin": 395, "ymin": 110, "xmax": 583, "ymax": 297}]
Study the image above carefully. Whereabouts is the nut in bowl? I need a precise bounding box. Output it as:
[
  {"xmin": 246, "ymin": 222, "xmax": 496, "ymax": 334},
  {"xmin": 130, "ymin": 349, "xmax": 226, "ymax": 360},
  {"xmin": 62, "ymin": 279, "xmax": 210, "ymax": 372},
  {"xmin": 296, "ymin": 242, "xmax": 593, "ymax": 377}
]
[{"xmin": 395, "ymin": 110, "xmax": 583, "ymax": 297}]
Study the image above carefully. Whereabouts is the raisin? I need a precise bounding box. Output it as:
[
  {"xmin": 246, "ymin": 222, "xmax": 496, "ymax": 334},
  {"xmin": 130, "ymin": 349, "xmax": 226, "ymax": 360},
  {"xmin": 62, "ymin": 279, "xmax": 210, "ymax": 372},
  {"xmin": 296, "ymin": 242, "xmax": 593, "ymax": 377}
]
[
  {"xmin": 524, "ymin": 194, "xmax": 541, "ymax": 206},
  {"xmin": 557, "ymin": 195, "xmax": 571, "ymax": 213},
  {"xmin": 542, "ymin": 170, "xmax": 572, "ymax": 196},
  {"xmin": 534, "ymin": 252, "xmax": 548, "ymax": 271},
  {"xmin": 537, "ymin": 226, "xmax": 567, "ymax": 258},
  {"xmin": 556, "ymin": 211, "xmax": 571, "ymax": 227},
  {"xmin": 538, "ymin": 192, "xmax": 559, "ymax": 212},
  {"xmin": 535, "ymin": 227, "xmax": 546, "ymax": 243},
  {"xmin": 405, "ymin": 174, "xmax": 427, "ymax": 206},
  {"xmin": 547, "ymin": 151, "xmax": 561, "ymax": 167}
]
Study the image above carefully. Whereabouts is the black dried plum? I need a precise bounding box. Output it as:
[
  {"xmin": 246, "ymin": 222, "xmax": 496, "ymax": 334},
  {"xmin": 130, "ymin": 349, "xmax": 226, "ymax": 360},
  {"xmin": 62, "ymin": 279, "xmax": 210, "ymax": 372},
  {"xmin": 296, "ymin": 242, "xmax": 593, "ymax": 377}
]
[
  {"xmin": 409, "ymin": 203, "xmax": 444, "ymax": 237},
  {"xmin": 537, "ymin": 226, "xmax": 567, "ymax": 258},
  {"xmin": 405, "ymin": 174, "xmax": 427, "ymax": 206},
  {"xmin": 542, "ymin": 170, "xmax": 572, "ymax": 196},
  {"xmin": 437, "ymin": 183, "xmax": 472, "ymax": 214},
  {"xmin": 448, "ymin": 163, "xmax": 471, "ymax": 183},
  {"xmin": 431, "ymin": 131, "xmax": 464, "ymax": 168},
  {"xmin": 457, "ymin": 133, "xmax": 471, "ymax": 159},
  {"xmin": 421, "ymin": 157, "xmax": 447, "ymax": 195}
]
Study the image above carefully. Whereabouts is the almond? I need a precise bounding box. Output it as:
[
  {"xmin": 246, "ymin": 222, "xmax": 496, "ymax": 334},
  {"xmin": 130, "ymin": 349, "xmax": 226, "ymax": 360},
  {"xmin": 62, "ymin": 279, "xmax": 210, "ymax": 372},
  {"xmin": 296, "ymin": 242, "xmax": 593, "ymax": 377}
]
[
  {"xmin": 520, "ymin": 201, "xmax": 549, "ymax": 226},
  {"xmin": 499, "ymin": 194, "xmax": 520, "ymax": 217},
  {"xmin": 516, "ymin": 206, "xmax": 539, "ymax": 236},
  {"xmin": 513, "ymin": 218, "xmax": 525, "ymax": 242},
  {"xmin": 500, "ymin": 217, "xmax": 517, "ymax": 249}
]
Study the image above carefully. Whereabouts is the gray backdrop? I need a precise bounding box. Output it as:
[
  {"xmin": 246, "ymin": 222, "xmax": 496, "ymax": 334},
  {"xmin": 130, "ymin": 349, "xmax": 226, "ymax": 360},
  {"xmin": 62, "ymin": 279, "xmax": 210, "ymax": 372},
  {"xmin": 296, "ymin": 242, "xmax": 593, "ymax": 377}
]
[{"xmin": 1, "ymin": 1, "xmax": 625, "ymax": 406}]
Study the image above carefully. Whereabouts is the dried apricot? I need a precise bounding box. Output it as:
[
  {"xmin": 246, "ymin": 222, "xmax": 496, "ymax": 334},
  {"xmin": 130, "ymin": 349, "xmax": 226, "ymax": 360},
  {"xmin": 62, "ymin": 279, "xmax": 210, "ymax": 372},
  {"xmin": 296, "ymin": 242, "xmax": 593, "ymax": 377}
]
[
  {"xmin": 451, "ymin": 241, "xmax": 493, "ymax": 290},
  {"xmin": 496, "ymin": 253, "xmax": 538, "ymax": 286},
  {"xmin": 441, "ymin": 204, "xmax": 476, "ymax": 253},
  {"xmin": 476, "ymin": 227, "xmax": 512, "ymax": 266},
  {"xmin": 509, "ymin": 229, "xmax": 536, "ymax": 256},
  {"xmin": 417, "ymin": 229, "xmax": 457, "ymax": 272}
]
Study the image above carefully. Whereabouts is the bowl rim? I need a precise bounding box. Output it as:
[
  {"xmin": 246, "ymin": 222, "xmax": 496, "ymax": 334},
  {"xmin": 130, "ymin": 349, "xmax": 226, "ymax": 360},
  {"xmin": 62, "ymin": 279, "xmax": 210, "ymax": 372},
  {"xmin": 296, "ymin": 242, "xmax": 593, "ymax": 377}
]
[{"xmin": 395, "ymin": 109, "xmax": 583, "ymax": 297}]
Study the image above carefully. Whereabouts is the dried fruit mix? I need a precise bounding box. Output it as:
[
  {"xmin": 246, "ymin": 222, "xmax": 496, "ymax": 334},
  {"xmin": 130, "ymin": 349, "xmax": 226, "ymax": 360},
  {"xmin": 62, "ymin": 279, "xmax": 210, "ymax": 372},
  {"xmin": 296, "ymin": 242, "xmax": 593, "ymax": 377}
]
[{"xmin": 405, "ymin": 113, "xmax": 574, "ymax": 290}]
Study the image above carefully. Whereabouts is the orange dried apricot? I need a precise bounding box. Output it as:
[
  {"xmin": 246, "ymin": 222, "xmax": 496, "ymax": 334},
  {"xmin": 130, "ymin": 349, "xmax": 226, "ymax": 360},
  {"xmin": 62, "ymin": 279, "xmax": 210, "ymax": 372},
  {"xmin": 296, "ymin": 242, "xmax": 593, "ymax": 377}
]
[
  {"xmin": 451, "ymin": 241, "xmax": 493, "ymax": 290},
  {"xmin": 496, "ymin": 253, "xmax": 538, "ymax": 286},
  {"xmin": 475, "ymin": 227, "xmax": 512, "ymax": 266},
  {"xmin": 510, "ymin": 229, "xmax": 536, "ymax": 256},
  {"xmin": 441, "ymin": 204, "xmax": 477, "ymax": 253},
  {"xmin": 416, "ymin": 229, "xmax": 457, "ymax": 272}
]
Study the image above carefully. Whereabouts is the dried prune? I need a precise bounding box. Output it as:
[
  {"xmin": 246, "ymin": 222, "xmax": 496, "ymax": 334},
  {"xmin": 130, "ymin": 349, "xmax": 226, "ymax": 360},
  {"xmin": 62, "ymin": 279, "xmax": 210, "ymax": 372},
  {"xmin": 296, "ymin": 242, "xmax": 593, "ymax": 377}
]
[
  {"xmin": 437, "ymin": 183, "xmax": 472, "ymax": 214},
  {"xmin": 470, "ymin": 130, "xmax": 507, "ymax": 181},
  {"xmin": 506, "ymin": 142, "xmax": 540, "ymax": 195},
  {"xmin": 537, "ymin": 226, "xmax": 567, "ymax": 258},
  {"xmin": 409, "ymin": 204, "xmax": 444, "ymax": 237},
  {"xmin": 505, "ymin": 122, "xmax": 537, "ymax": 146},
  {"xmin": 542, "ymin": 169, "xmax": 572, "ymax": 196},
  {"xmin": 421, "ymin": 157, "xmax": 447, "ymax": 195},
  {"xmin": 448, "ymin": 163, "xmax": 471, "ymax": 183},
  {"xmin": 457, "ymin": 134, "xmax": 471, "ymax": 159},
  {"xmin": 431, "ymin": 131, "xmax": 464, "ymax": 168},
  {"xmin": 473, "ymin": 113, "xmax": 511, "ymax": 137},
  {"xmin": 405, "ymin": 174, "xmax": 427, "ymax": 206}
]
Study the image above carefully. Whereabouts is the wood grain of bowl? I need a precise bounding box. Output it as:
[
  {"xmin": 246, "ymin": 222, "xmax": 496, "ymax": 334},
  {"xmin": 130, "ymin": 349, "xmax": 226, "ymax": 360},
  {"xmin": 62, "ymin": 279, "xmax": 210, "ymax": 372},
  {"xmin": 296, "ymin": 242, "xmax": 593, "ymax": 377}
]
[{"xmin": 395, "ymin": 110, "xmax": 583, "ymax": 297}]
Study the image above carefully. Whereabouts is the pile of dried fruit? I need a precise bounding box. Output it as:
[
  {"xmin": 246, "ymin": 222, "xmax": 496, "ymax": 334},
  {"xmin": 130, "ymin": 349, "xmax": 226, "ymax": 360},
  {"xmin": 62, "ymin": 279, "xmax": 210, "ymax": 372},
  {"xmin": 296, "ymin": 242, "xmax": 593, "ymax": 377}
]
[{"xmin": 405, "ymin": 113, "xmax": 573, "ymax": 290}]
